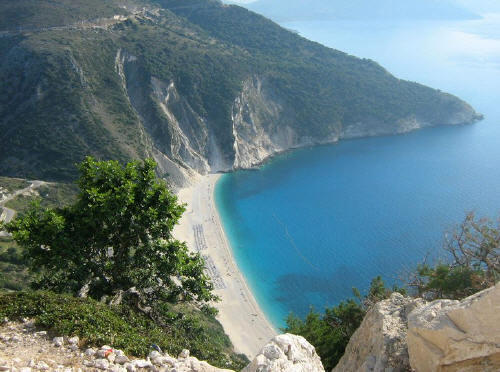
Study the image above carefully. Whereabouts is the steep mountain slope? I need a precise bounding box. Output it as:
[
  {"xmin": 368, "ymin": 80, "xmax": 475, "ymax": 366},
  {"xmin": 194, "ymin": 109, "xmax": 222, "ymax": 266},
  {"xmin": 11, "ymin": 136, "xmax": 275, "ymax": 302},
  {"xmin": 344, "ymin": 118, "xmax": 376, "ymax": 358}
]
[
  {"xmin": 0, "ymin": 0, "xmax": 481, "ymax": 186},
  {"xmin": 245, "ymin": 0, "xmax": 479, "ymax": 22}
]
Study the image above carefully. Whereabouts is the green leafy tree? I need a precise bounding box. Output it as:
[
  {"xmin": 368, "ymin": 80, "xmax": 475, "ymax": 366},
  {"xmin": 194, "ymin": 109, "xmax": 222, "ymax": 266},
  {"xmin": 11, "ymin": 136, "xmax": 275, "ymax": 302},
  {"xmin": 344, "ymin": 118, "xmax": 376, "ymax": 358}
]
[
  {"xmin": 4, "ymin": 157, "xmax": 216, "ymax": 305},
  {"xmin": 284, "ymin": 276, "xmax": 393, "ymax": 370},
  {"xmin": 409, "ymin": 212, "xmax": 499, "ymax": 300}
]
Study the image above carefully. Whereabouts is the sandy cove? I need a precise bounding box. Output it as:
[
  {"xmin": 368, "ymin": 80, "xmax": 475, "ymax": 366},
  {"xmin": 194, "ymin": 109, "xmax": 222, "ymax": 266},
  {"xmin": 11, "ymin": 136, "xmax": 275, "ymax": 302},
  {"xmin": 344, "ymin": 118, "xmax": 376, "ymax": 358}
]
[{"xmin": 173, "ymin": 173, "xmax": 277, "ymax": 358}]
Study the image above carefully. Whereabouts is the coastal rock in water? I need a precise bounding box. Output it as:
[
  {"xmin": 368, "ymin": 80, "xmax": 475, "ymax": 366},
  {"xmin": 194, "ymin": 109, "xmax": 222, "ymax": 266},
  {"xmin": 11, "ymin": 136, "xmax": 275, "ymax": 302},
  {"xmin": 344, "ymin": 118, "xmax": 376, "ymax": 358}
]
[
  {"xmin": 407, "ymin": 283, "xmax": 500, "ymax": 371},
  {"xmin": 243, "ymin": 333, "xmax": 325, "ymax": 372},
  {"xmin": 332, "ymin": 293, "xmax": 425, "ymax": 372}
]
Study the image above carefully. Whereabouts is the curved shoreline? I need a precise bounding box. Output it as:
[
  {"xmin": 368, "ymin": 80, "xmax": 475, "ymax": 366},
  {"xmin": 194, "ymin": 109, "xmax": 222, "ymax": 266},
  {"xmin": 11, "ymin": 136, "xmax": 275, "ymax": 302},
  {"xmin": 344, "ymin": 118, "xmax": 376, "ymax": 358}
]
[{"xmin": 173, "ymin": 173, "xmax": 277, "ymax": 358}]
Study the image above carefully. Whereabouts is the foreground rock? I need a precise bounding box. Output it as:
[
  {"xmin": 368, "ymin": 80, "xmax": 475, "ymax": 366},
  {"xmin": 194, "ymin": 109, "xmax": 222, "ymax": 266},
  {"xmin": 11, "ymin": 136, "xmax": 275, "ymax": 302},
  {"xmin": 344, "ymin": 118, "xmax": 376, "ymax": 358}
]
[
  {"xmin": 0, "ymin": 320, "xmax": 324, "ymax": 372},
  {"xmin": 243, "ymin": 334, "xmax": 324, "ymax": 372},
  {"xmin": 0, "ymin": 320, "xmax": 235, "ymax": 372},
  {"xmin": 332, "ymin": 293, "xmax": 425, "ymax": 372},
  {"xmin": 408, "ymin": 283, "xmax": 500, "ymax": 372}
]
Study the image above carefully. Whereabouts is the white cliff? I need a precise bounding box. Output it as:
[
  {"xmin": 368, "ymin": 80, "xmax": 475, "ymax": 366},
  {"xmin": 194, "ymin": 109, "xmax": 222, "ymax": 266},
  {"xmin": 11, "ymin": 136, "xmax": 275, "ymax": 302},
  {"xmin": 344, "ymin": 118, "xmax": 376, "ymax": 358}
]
[
  {"xmin": 243, "ymin": 334, "xmax": 325, "ymax": 372},
  {"xmin": 407, "ymin": 283, "xmax": 500, "ymax": 372},
  {"xmin": 332, "ymin": 293, "xmax": 425, "ymax": 372},
  {"xmin": 331, "ymin": 284, "xmax": 500, "ymax": 372}
]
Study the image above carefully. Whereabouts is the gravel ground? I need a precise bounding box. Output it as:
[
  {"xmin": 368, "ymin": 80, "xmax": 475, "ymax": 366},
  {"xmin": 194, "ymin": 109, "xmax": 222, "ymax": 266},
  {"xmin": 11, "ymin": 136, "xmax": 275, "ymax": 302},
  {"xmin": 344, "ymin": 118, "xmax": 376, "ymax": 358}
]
[{"xmin": 0, "ymin": 319, "xmax": 232, "ymax": 372}]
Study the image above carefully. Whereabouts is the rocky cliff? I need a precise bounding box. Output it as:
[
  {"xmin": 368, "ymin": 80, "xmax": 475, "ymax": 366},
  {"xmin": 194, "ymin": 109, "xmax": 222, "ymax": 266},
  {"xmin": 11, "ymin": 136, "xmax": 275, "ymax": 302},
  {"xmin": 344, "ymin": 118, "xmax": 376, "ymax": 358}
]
[
  {"xmin": 332, "ymin": 293, "xmax": 423, "ymax": 372},
  {"xmin": 332, "ymin": 284, "xmax": 500, "ymax": 372},
  {"xmin": 0, "ymin": 0, "xmax": 482, "ymax": 186},
  {"xmin": 3, "ymin": 286, "xmax": 498, "ymax": 371},
  {"xmin": 408, "ymin": 283, "xmax": 500, "ymax": 372}
]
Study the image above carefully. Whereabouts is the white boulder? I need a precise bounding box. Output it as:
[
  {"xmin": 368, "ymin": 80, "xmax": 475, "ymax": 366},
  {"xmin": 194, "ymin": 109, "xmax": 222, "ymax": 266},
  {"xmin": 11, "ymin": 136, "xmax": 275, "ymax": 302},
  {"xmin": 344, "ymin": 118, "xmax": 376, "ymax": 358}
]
[
  {"xmin": 94, "ymin": 358, "xmax": 109, "ymax": 370},
  {"xmin": 244, "ymin": 333, "xmax": 325, "ymax": 372},
  {"xmin": 52, "ymin": 337, "xmax": 64, "ymax": 347}
]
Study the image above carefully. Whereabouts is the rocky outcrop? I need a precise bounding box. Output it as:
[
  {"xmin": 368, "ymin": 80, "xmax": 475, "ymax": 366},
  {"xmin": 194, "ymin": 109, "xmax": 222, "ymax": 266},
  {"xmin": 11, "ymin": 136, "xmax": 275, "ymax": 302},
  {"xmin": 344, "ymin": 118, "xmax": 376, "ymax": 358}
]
[
  {"xmin": 1, "ymin": 320, "xmax": 323, "ymax": 372},
  {"xmin": 407, "ymin": 283, "xmax": 500, "ymax": 372},
  {"xmin": 243, "ymin": 333, "xmax": 325, "ymax": 372},
  {"xmin": 333, "ymin": 285, "xmax": 500, "ymax": 372},
  {"xmin": 332, "ymin": 293, "xmax": 425, "ymax": 372}
]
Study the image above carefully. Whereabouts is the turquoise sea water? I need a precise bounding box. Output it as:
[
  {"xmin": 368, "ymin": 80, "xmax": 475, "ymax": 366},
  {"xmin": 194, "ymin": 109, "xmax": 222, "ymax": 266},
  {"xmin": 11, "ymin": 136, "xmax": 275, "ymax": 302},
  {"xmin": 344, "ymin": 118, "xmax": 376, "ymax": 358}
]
[{"xmin": 215, "ymin": 15, "xmax": 500, "ymax": 328}]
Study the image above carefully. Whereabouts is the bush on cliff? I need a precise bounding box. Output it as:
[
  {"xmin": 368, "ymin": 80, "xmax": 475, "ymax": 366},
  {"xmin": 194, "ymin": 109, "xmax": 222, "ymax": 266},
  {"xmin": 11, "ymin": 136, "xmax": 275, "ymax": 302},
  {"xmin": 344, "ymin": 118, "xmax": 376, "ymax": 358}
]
[
  {"xmin": 409, "ymin": 212, "xmax": 499, "ymax": 300},
  {"xmin": 0, "ymin": 158, "xmax": 249, "ymax": 368}
]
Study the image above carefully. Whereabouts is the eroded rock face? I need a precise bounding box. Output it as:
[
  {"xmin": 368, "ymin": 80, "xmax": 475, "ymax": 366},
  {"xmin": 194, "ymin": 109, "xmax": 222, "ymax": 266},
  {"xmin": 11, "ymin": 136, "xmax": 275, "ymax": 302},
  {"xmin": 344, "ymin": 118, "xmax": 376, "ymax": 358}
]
[
  {"xmin": 332, "ymin": 293, "xmax": 425, "ymax": 372},
  {"xmin": 243, "ymin": 333, "xmax": 325, "ymax": 372},
  {"xmin": 407, "ymin": 283, "xmax": 500, "ymax": 372}
]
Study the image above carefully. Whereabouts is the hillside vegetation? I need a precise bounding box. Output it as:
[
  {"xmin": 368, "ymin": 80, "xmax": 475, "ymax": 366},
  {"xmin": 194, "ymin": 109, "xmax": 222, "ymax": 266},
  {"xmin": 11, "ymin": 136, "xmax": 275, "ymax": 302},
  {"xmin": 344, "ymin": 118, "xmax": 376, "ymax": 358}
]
[
  {"xmin": 0, "ymin": 291, "xmax": 247, "ymax": 369},
  {"xmin": 0, "ymin": 0, "xmax": 481, "ymax": 184}
]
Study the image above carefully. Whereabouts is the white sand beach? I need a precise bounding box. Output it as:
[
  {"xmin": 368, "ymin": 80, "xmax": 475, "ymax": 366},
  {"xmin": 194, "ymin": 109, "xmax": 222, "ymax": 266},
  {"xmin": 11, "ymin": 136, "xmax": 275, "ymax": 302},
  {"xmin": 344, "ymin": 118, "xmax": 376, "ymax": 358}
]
[{"xmin": 174, "ymin": 174, "xmax": 277, "ymax": 358}]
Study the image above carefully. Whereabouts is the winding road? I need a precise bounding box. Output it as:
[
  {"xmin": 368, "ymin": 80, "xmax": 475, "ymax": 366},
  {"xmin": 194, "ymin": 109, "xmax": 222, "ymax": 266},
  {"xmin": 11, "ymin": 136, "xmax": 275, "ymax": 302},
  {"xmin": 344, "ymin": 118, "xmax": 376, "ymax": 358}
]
[{"xmin": 0, "ymin": 181, "xmax": 46, "ymax": 236}]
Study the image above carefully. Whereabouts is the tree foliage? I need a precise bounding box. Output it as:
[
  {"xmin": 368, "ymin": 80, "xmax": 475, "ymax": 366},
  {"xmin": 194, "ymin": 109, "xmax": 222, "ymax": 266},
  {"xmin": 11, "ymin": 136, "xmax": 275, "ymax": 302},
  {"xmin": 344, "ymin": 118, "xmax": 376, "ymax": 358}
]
[
  {"xmin": 284, "ymin": 276, "xmax": 394, "ymax": 371},
  {"xmin": 5, "ymin": 157, "xmax": 216, "ymax": 305},
  {"xmin": 409, "ymin": 212, "xmax": 499, "ymax": 300}
]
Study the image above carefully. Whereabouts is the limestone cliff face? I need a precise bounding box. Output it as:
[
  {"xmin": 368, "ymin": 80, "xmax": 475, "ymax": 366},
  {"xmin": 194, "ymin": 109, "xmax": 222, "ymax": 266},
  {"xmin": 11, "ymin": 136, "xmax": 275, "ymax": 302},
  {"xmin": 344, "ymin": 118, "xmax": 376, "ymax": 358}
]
[
  {"xmin": 115, "ymin": 49, "xmax": 214, "ymax": 188},
  {"xmin": 340, "ymin": 103, "xmax": 480, "ymax": 140},
  {"xmin": 408, "ymin": 283, "xmax": 500, "ymax": 372},
  {"xmin": 231, "ymin": 77, "xmax": 339, "ymax": 170},
  {"xmin": 332, "ymin": 293, "xmax": 425, "ymax": 372},
  {"xmin": 331, "ymin": 285, "xmax": 500, "ymax": 372}
]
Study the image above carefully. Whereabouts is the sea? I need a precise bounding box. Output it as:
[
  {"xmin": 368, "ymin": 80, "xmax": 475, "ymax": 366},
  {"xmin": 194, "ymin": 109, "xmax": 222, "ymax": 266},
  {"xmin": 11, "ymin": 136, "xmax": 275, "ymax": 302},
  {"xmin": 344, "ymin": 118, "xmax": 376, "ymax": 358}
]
[{"xmin": 215, "ymin": 14, "xmax": 500, "ymax": 328}]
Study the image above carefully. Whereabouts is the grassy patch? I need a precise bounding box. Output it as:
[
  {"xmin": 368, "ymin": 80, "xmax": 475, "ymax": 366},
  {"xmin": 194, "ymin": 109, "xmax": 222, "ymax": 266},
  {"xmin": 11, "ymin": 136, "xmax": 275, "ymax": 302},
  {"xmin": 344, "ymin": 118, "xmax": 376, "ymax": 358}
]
[
  {"xmin": 0, "ymin": 177, "xmax": 29, "ymax": 193},
  {"xmin": 34, "ymin": 183, "xmax": 79, "ymax": 209},
  {"xmin": 0, "ymin": 236, "xmax": 29, "ymax": 291},
  {"xmin": 0, "ymin": 291, "xmax": 248, "ymax": 369},
  {"xmin": 5, "ymin": 183, "xmax": 79, "ymax": 215}
]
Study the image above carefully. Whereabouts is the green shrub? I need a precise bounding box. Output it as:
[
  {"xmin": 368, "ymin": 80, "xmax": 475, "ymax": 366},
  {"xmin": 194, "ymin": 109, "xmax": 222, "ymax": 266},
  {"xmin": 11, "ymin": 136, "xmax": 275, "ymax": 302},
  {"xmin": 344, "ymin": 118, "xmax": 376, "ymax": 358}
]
[
  {"xmin": 0, "ymin": 291, "xmax": 248, "ymax": 370},
  {"xmin": 284, "ymin": 276, "xmax": 394, "ymax": 371},
  {"xmin": 0, "ymin": 237, "xmax": 30, "ymax": 291},
  {"xmin": 409, "ymin": 212, "xmax": 499, "ymax": 300},
  {"xmin": 0, "ymin": 177, "xmax": 29, "ymax": 193}
]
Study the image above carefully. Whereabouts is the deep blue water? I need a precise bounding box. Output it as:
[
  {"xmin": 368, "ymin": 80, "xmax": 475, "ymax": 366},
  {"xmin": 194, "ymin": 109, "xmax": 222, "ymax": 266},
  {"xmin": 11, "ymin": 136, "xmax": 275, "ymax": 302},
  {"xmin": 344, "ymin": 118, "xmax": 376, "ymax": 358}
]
[{"xmin": 215, "ymin": 15, "xmax": 500, "ymax": 328}]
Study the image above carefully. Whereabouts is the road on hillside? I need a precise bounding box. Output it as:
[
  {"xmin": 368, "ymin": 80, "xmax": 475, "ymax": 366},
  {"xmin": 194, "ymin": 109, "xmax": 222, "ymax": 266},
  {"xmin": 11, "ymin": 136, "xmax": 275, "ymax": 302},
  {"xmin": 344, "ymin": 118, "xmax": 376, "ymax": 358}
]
[{"xmin": 0, "ymin": 181, "xmax": 46, "ymax": 236}]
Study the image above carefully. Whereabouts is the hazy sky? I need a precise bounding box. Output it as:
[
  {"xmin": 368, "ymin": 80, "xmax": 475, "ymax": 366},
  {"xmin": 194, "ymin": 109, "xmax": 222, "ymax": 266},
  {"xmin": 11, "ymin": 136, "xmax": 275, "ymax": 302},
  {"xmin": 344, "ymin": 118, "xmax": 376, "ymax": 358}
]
[
  {"xmin": 225, "ymin": 0, "xmax": 254, "ymax": 3},
  {"xmin": 225, "ymin": 0, "xmax": 255, "ymax": 3},
  {"xmin": 225, "ymin": 0, "xmax": 500, "ymax": 13}
]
